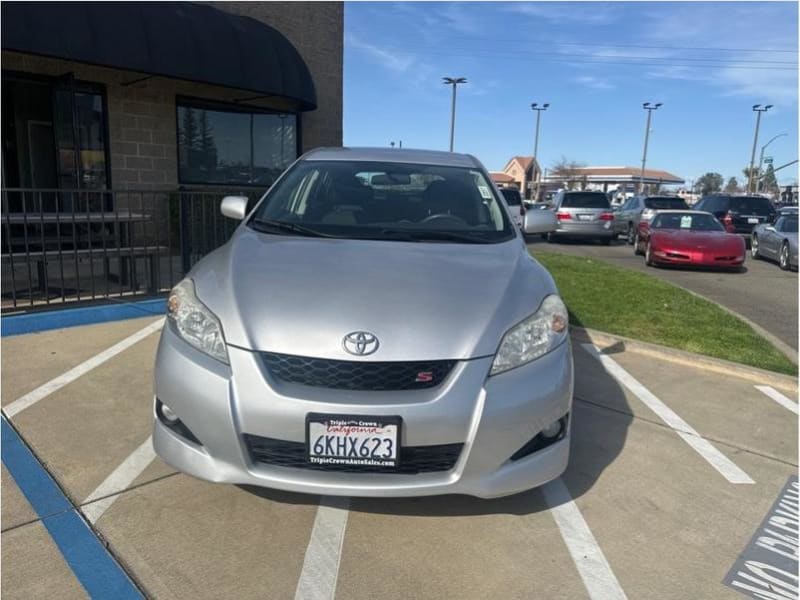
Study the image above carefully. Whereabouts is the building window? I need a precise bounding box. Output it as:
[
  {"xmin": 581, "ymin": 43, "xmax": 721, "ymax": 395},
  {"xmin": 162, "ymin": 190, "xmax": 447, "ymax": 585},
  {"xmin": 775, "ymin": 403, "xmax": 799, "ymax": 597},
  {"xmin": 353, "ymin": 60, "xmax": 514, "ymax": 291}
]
[
  {"xmin": 1, "ymin": 72, "xmax": 109, "ymax": 193},
  {"xmin": 176, "ymin": 99, "xmax": 297, "ymax": 187}
]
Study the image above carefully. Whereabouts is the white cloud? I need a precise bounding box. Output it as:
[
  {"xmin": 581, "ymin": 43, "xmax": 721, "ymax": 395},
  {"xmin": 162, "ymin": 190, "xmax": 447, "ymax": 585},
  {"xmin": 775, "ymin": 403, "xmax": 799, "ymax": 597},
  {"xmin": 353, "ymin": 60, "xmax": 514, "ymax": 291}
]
[
  {"xmin": 508, "ymin": 2, "xmax": 620, "ymax": 25},
  {"xmin": 346, "ymin": 34, "xmax": 414, "ymax": 73},
  {"xmin": 573, "ymin": 75, "xmax": 615, "ymax": 90}
]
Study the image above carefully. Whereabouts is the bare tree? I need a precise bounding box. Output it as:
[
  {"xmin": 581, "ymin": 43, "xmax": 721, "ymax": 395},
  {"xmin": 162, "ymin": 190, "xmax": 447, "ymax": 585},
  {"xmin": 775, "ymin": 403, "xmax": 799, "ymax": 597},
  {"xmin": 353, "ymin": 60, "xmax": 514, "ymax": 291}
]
[{"xmin": 550, "ymin": 156, "xmax": 586, "ymax": 190}]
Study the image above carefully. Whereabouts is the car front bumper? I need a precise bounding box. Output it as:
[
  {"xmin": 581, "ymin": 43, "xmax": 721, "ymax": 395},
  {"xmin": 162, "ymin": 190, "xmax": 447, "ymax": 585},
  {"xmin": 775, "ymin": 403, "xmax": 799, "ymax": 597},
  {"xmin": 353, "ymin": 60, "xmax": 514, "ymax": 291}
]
[
  {"xmin": 153, "ymin": 324, "xmax": 574, "ymax": 499},
  {"xmin": 651, "ymin": 249, "xmax": 745, "ymax": 268}
]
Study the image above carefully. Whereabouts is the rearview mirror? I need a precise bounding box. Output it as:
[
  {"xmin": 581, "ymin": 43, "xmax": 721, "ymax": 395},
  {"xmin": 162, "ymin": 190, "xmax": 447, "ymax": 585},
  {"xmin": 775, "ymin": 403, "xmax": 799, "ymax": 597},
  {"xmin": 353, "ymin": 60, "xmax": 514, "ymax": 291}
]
[
  {"xmin": 221, "ymin": 195, "xmax": 249, "ymax": 220},
  {"xmin": 524, "ymin": 209, "xmax": 558, "ymax": 234}
]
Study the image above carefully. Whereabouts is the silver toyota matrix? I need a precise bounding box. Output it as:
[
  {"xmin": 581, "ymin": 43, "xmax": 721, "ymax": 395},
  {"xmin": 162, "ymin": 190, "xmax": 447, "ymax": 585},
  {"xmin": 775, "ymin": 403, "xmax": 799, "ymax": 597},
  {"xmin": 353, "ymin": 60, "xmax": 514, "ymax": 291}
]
[{"xmin": 153, "ymin": 148, "xmax": 573, "ymax": 498}]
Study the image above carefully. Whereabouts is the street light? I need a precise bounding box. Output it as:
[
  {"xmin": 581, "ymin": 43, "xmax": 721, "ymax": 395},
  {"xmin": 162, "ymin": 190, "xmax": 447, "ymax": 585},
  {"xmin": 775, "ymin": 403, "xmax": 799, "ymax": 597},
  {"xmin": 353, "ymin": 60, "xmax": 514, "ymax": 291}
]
[
  {"xmin": 443, "ymin": 77, "xmax": 467, "ymax": 151},
  {"xmin": 638, "ymin": 102, "xmax": 662, "ymax": 194},
  {"xmin": 747, "ymin": 104, "xmax": 773, "ymax": 193},
  {"xmin": 531, "ymin": 102, "xmax": 549, "ymax": 200},
  {"xmin": 756, "ymin": 132, "xmax": 786, "ymax": 193}
]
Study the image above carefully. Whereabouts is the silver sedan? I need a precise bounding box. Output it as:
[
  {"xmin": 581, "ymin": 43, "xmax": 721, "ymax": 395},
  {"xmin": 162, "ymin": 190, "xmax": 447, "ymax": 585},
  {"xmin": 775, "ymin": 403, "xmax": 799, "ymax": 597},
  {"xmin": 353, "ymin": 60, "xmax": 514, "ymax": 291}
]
[
  {"xmin": 751, "ymin": 211, "xmax": 798, "ymax": 270},
  {"xmin": 153, "ymin": 148, "xmax": 573, "ymax": 499}
]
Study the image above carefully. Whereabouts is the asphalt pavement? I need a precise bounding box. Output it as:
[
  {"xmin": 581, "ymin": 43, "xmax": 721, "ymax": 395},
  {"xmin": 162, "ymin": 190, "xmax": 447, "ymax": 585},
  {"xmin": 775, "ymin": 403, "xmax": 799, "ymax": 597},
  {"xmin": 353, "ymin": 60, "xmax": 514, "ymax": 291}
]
[{"xmin": 528, "ymin": 236, "xmax": 799, "ymax": 352}]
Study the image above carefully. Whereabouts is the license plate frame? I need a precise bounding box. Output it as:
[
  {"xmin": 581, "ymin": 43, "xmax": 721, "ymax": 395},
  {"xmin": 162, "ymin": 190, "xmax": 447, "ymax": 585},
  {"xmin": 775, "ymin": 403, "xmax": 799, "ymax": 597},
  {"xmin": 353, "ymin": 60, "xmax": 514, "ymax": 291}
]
[
  {"xmin": 305, "ymin": 413, "xmax": 402, "ymax": 469},
  {"xmin": 576, "ymin": 213, "xmax": 594, "ymax": 221}
]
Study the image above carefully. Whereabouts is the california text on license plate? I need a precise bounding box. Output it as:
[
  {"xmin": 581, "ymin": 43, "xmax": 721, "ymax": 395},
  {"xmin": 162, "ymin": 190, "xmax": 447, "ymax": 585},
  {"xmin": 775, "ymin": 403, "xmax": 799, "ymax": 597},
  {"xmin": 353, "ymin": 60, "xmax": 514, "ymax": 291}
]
[{"xmin": 306, "ymin": 414, "xmax": 401, "ymax": 468}]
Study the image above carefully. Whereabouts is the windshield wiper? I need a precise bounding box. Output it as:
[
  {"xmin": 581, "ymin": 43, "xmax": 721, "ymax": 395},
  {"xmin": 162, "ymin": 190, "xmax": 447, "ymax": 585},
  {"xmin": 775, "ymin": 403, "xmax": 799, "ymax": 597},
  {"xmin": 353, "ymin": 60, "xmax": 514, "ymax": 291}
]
[
  {"xmin": 250, "ymin": 219, "xmax": 336, "ymax": 238},
  {"xmin": 378, "ymin": 229, "xmax": 495, "ymax": 244}
]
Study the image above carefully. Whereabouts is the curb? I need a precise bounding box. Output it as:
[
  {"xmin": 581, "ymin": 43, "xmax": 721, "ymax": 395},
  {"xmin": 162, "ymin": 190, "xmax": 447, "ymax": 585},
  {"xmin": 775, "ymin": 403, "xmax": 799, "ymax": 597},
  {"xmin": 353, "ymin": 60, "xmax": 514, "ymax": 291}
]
[{"xmin": 570, "ymin": 326, "xmax": 798, "ymax": 393}]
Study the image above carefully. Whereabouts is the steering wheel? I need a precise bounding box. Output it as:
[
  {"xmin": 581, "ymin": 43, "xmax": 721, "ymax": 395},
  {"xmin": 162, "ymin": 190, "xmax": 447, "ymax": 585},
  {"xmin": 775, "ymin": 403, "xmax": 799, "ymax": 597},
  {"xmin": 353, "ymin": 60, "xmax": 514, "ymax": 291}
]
[{"xmin": 420, "ymin": 213, "xmax": 467, "ymax": 226}]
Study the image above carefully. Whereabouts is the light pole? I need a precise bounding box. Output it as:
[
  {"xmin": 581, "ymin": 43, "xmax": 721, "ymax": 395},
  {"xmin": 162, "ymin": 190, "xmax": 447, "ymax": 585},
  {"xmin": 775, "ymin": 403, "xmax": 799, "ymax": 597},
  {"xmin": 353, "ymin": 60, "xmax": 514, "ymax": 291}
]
[
  {"xmin": 443, "ymin": 77, "xmax": 467, "ymax": 151},
  {"xmin": 748, "ymin": 104, "xmax": 773, "ymax": 193},
  {"xmin": 756, "ymin": 132, "xmax": 786, "ymax": 193},
  {"xmin": 639, "ymin": 102, "xmax": 662, "ymax": 194},
  {"xmin": 531, "ymin": 102, "xmax": 549, "ymax": 200}
]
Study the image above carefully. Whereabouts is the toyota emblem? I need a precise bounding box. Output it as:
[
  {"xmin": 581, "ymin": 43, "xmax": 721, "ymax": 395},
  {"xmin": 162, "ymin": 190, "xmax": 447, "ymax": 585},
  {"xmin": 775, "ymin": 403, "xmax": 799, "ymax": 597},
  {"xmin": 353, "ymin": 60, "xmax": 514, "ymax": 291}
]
[{"xmin": 343, "ymin": 331, "xmax": 379, "ymax": 356}]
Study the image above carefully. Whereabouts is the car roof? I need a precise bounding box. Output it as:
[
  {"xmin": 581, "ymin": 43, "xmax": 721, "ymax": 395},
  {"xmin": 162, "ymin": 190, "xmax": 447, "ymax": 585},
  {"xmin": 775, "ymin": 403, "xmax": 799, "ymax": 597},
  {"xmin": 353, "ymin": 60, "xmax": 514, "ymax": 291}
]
[{"xmin": 302, "ymin": 147, "xmax": 481, "ymax": 168}]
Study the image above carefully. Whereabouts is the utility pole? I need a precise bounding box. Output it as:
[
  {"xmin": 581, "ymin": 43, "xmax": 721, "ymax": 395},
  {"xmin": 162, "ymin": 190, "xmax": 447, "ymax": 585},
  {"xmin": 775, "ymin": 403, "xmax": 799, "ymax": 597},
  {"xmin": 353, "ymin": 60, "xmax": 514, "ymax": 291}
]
[
  {"xmin": 756, "ymin": 131, "xmax": 785, "ymax": 193},
  {"xmin": 530, "ymin": 103, "xmax": 549, "ymax": 201},
  {"xmin": 443, "ymin": 77, "xmax": 467, "ymax": 152},
  {"xmin": 639, "ymin": 102, "xmax": 662, "ymax": 194},
  {"xmin": 748, "ymin": 104, "xmax": 773, "ymax": 193}
]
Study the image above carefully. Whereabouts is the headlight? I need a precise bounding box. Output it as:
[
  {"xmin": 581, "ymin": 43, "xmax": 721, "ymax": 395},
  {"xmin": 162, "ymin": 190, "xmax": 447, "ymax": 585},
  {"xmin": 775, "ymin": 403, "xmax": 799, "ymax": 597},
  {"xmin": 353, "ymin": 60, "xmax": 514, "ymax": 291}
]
[
  {"xmin": 490, "ymin": 295, "xmax": 568, "ymax": 375},
  {"xmin": 167, "ymin": 279, "xmax": 229, "ymax": 364}
]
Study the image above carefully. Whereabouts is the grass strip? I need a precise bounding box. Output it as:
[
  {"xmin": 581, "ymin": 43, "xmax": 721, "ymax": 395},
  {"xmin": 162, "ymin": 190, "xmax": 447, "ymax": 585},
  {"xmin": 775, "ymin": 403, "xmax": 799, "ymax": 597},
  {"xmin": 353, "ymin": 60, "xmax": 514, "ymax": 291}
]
[{"xmin": 532, "ymin": 250, "xmax": 797, "ymax": 375}]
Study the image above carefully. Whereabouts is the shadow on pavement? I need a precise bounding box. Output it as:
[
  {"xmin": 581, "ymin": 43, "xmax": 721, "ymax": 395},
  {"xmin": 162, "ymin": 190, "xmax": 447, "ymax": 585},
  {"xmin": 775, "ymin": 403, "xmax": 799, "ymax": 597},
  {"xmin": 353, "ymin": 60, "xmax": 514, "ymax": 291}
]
[{"xmin": 241, "ymin": 344, "xmax": 632, "ymax": 517}]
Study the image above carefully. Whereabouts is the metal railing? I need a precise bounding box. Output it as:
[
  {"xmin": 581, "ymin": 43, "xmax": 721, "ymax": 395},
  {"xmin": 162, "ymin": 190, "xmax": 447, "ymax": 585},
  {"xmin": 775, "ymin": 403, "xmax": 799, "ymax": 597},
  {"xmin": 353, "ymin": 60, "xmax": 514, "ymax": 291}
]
[{"xmin": 1, "ymin": 187, "xmax": 263, "ymax": 311}]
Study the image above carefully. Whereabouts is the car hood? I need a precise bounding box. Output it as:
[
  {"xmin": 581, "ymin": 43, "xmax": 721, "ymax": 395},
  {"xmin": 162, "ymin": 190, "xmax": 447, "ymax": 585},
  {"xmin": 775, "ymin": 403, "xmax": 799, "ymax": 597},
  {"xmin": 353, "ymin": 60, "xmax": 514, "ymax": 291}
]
[
  {"xmin": 189, "ymin": 228, "xmax": 557, "ymax": 361},
  {"xmin": 653, "ymin": 230, "xmax": 742, "ymax": 248}
]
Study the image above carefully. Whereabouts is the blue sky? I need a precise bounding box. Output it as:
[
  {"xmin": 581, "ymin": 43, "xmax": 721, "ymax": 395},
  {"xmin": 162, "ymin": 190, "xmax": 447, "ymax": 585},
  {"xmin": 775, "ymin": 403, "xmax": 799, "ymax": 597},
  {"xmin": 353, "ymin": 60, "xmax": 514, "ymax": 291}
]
[{"xmin": 343, "ymin": 2, "xmax": 799, "ymax": 186}]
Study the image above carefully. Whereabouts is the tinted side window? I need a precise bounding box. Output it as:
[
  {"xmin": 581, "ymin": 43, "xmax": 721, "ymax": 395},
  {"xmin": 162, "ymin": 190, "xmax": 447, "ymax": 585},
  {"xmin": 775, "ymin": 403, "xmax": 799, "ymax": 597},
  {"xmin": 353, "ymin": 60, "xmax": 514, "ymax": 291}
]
[
  {"xmin": 698, "ymin": 197, "xmax": 728, "ymax": 214},
  {"xmin": 501, "ymin": 188, "xmax": 522, "ymax": 206},
  {"xmin": 644, "ymin": 197, "xmax": 689, "ymax": 210},
  {"xmin": 561, "ymin": 193, "xmax": 610, "ymax": 209}
]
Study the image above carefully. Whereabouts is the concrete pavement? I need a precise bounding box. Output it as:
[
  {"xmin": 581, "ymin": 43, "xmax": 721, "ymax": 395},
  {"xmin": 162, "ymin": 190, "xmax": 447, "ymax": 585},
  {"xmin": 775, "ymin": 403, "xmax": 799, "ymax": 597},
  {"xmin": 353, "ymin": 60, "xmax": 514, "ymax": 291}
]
[
  {"xmin": 529, "ymin": 237, "xmax": 798, "ymax": 352},
  {"xmin": 2, "ymin": 317, "xmax": 797, "ymax": 599}
]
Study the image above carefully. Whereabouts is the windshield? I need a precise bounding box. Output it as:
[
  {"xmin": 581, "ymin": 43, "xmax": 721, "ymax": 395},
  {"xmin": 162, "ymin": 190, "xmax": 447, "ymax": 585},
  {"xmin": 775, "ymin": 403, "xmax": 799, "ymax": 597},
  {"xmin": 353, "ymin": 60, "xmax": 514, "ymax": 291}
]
[
  {"xmin": 644, "ymin": 197, "xmax": 689, "ymax": 210},
  {"xmin": 501, "ymin": 188, "xmax": 522, "ymax": 206},
  {"xmin": 652, "ymin": 213, "xmax": 724, "ymax": 232},
  {"xmin": 730, "ymin": 196, "xmax": 774, "ymax": 215},
  {"xmin": 561, "ymin": 193, "xmax": 610, "ymax": 209},
  {"xmin": 249, "ymin": 161, "xmax": 514, "ymax": 243}
]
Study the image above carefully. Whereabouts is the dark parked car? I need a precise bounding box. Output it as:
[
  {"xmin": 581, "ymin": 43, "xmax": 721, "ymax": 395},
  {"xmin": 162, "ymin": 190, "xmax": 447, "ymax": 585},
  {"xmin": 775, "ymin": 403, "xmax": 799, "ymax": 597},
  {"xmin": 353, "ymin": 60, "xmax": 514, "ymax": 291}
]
[{"xmin": 693, "ymin": 194, "xmax": 776, "ymax": 245}]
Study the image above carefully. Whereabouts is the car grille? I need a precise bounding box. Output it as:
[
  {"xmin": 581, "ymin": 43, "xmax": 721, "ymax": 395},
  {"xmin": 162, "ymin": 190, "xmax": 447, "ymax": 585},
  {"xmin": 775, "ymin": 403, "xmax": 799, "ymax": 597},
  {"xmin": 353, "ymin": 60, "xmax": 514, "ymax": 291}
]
[
  {"xmin": 260, "ymin": 352, "xmax": 456, "ymax": 391},
  {"xmin": 244, "ymin": 435, "xmax": 463, "ymax": 474}
]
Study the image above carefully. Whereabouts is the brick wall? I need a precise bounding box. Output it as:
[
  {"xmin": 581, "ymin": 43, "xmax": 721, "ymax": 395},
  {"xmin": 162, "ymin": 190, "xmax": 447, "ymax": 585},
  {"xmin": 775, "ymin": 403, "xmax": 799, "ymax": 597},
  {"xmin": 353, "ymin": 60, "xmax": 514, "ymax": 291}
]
[{"xmin": 2, "ymin": 2, "xmax": 343, "ymax": 191}]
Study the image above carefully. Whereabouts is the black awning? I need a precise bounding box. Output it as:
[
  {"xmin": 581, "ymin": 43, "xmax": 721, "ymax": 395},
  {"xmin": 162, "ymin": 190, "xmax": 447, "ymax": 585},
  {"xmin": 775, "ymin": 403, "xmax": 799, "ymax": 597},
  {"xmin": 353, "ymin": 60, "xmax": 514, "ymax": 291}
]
[{"xmin": 1, "ymin": 2, "xmax": 317, "ymax": 111}]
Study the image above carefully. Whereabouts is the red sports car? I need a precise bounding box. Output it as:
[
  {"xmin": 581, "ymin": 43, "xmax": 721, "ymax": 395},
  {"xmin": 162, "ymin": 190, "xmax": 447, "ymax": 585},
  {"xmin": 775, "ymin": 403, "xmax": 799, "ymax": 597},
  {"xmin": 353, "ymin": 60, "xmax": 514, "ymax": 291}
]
[{"xmin": 635, "ymin": 210, "xmax": 746, "ymax": 269}]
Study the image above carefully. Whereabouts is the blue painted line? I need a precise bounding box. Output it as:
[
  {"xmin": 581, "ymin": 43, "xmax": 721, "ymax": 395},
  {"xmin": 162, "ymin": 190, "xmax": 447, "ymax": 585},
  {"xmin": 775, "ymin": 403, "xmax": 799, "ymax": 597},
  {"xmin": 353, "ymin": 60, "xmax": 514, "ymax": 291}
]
[
  {"xmin": 1, "ymin": 298, "xmax": 165, "ymax": 337},
  {"xmin": 2, "ymin": 417, "xmax": 143, "ymax": 599}
]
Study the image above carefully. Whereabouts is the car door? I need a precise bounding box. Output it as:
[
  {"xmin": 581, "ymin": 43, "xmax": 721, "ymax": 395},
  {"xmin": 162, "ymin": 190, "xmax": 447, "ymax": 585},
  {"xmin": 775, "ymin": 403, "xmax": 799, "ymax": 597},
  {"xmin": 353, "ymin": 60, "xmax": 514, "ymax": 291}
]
[{"xmin": 761, "ymin": 217, "xmax": 782, "ymax": 257}]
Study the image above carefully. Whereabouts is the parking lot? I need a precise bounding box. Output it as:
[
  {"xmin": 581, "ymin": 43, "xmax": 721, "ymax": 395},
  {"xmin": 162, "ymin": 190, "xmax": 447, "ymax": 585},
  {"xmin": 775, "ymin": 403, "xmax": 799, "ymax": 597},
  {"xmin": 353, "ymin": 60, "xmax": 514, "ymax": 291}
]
[
  {"xmin": 528, "ymin": 237, "xmax": 799, "ymax": 353},
  {"xmin": 2, "ymin": 316, "xmax": 797, "ymax": 599}
]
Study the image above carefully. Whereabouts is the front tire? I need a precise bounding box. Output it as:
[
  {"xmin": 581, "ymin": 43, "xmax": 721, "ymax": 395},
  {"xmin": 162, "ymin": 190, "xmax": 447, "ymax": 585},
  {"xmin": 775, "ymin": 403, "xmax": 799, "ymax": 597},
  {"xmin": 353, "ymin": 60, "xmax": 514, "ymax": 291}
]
[
  {"xmin": 634, "ymin": 232, "xmax": 643, "ymax": 255},
  {"xmin": 779, "ymin": 241, "xmax": 791, "ymax": 270},
  {"xmin": 645, "ymin": 242, "xmax": 654, "ymax": 266},
  {"xmin": 751, "ymin": 235, "xmax": 760, "ymax": 259},
  {"xmin": 626, "ymin": 223, "xmax": 635, "ymax": 245}
]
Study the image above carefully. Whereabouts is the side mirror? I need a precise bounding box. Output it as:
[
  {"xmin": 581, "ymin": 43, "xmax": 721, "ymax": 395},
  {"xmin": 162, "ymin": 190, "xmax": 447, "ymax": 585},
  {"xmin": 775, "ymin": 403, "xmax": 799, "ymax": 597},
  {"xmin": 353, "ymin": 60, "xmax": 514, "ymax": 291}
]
[
  {"xmin": 524, "ymin": 208, "xmax": 558, "ymax": 234},
  {"xmin": 766, "ymin": 225, "xmax": 776, "ymax": 232},
  {"xmin": 221, "ymin": 195, "xmax": 249, "ymax": 220}
]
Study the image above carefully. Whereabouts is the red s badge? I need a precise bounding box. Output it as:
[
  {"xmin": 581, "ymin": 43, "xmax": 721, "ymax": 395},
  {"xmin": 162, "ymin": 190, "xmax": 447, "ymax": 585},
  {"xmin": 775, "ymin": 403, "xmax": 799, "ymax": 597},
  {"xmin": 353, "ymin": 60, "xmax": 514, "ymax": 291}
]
[{"xmin": 415, "ymin": 371, "xmax": 434, "ymax": 383}]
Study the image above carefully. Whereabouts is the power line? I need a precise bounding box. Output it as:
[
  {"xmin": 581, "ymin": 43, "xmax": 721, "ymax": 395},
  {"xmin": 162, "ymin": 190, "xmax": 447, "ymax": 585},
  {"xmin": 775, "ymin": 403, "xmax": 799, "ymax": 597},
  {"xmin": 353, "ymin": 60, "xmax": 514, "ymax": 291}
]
[
  {"xmin": 347, "ymin": 45, "xmax": 798, "ymax": 71},
  {"xmin": 347, "ymin": 29, "xmax": 798, "ymax": 54}
]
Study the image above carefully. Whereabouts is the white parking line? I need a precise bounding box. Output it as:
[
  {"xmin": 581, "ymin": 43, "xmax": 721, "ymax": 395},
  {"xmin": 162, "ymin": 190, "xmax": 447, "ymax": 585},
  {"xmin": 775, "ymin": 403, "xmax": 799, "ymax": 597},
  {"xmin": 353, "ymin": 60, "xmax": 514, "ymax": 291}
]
[
  {"xmin": 754, "ymin": 385, "xmax": 799, "ymax": 415},
  {"xmin": 81, "ymin": 436, "xmax": 157, "ymax": 524},
  {"xmin": 582, "ymin": 344, "xmax": 755, "ymax": 485},
  {"xmin": 3, "ymin": 318, "xmax": 164, "ymax": 418},
  {"xmin": 542, "ymin": 478, "xmax": 628, "ymax": 600},
  {"xmin": 295, "ymin": 496, "xmax": 350, "ymax": 600}
]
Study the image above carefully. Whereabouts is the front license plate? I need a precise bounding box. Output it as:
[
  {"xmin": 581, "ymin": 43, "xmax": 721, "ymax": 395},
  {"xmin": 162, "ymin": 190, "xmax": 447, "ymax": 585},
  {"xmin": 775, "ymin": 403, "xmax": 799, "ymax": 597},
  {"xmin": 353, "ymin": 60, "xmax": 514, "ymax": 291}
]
[
  {"xmin": 306, "ymin": 414, "xmax": 400, "ymax": 468},
  {"xmin": 748, "ymin": 217, "xmax": 760, "ymax": 224}
]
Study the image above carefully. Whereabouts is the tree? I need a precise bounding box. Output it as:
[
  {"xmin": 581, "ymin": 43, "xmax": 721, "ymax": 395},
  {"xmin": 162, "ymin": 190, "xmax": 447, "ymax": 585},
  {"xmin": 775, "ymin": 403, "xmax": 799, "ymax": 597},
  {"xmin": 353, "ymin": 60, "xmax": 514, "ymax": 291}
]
[
  {"xmin": 198, "ymin": 110, "xmax": 218, "ymax": 171},
  {"xmin": 179, "ymin": 107, "xmax": 199, "ymax": 151},
  {"xmin": 694, "ymin": 172, "xmax": 723, "ymax": 195},
  {"xmin": 724, "ymin": 176, "xmax": 740, "ymax": 193},
  {"xmin": 760, "ymin": 164, "xmax": 779, "ymax": 196},
  {"xmin": 742, "ymin": 166, "xmax": 760, "ymax": 192},
  {"xmin": 550, "ymin": 156, "xmax": 586, "ymax": 190}
]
